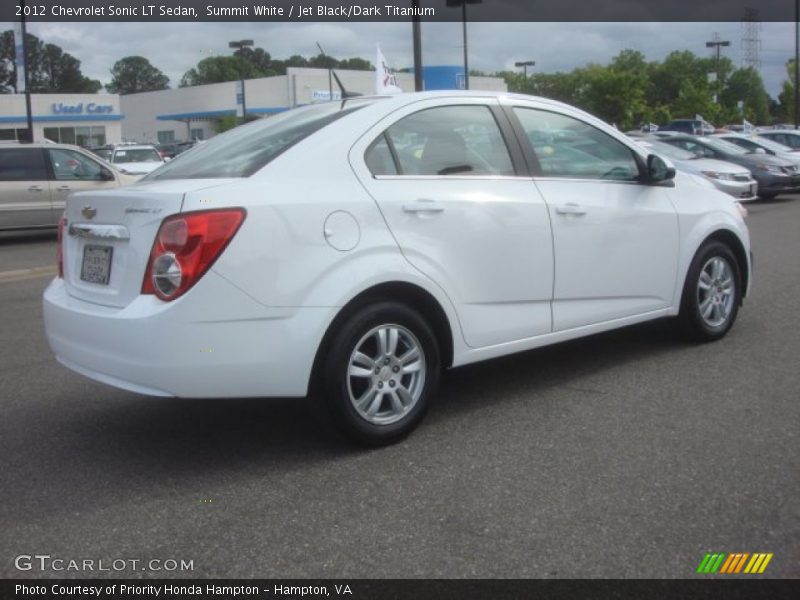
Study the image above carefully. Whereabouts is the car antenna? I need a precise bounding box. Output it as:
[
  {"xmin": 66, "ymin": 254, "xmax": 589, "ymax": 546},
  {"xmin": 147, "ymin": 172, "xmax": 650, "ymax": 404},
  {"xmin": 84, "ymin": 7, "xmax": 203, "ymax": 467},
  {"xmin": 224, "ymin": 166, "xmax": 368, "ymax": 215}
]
[{"xmin": 332, "ymin": 70, "xmax": 363, "ymax": 108}]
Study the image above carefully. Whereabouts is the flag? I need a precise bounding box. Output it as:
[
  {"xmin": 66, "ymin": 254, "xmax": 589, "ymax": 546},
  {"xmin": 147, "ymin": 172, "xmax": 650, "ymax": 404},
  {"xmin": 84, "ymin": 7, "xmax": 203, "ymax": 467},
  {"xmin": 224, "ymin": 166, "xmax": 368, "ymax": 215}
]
[
  {"xmin": 376, "ymin": 44, "xmax": 402, "ymax": 95},
  {"xmin": 742, "ymin": 119, "xmax": 754, "ymax": 134}
]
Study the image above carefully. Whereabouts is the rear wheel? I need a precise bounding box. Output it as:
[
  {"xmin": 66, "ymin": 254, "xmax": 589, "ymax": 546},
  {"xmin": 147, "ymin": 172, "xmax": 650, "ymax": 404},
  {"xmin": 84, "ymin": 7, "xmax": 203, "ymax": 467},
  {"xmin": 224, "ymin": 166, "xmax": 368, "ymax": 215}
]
[
  {"xmin": 679, "ymin": 241, "xmax": 741, "ymax": 342},
  {"xmin": 321, "ymin": 302, "xmax": 440, "ymax": 446}
]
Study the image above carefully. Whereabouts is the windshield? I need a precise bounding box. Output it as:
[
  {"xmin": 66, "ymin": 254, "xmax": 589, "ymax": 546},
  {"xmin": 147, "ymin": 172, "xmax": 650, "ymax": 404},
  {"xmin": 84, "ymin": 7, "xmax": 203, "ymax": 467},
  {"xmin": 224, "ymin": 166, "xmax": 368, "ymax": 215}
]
[
  {"xmin": 641, "ymin": 139, "xmax": 694, "ymax": 161},
  {"xmin": 114, "ymin": 148, "xmax": 162, "ymax": 163},
  {"xmin": 752, "ymin": 136, "xmax": 794, "ymax": 153},
  {"xmin": 145, "ymin": 99, "xmax": 377, "ymax": 180},
  {"xmin": 702, "ymin": 137, "xmax": 749, "ymax": 155}
]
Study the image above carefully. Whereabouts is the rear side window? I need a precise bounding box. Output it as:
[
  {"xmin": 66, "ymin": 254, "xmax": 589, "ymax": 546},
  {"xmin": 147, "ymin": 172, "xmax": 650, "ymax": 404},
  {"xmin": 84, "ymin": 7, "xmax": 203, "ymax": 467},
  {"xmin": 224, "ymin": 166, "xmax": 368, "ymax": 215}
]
[
  {"xmin": 146, "ymin": 100, "xmax": 375, "ymax": 180},
  {"xmin": 377, "ymin": 105, "xmax": 514, "ymax": 176},
  {"xmin": 0, "ymin": 148, "xmax": 48, "ymax": 181}
]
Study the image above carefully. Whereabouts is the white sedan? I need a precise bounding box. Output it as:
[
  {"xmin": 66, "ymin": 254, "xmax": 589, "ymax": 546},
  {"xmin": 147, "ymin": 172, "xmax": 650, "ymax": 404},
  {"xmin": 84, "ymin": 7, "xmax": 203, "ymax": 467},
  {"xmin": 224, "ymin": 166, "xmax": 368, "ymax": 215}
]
[{"xmin": 43, "ymin": 91, "xmax": 752, "ymax": 445}]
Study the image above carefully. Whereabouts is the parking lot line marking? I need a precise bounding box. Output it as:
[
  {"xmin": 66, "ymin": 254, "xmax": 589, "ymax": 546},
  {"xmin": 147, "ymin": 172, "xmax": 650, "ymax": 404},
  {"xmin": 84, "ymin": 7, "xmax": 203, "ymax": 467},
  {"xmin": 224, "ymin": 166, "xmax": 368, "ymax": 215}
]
[{"xmin": 0, "ymin": 265, "xmax": 57, "ymax": 283}]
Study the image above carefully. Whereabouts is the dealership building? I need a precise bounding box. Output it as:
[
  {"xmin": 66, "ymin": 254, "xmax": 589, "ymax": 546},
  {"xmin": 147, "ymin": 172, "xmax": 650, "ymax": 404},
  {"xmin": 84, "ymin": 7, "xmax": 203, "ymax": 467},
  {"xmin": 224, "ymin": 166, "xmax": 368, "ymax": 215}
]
[{"xmin": 0, "ymin": 66, "xmax": 506, "ymax": 146}]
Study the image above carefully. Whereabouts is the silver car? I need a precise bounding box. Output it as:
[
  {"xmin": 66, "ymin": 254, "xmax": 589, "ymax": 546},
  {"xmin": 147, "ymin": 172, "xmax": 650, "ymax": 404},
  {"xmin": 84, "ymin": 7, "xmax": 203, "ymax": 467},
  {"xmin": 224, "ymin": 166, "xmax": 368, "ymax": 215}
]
[
  {"xmin": 0, "ymin": 142, "xmax": 138, "ymax": 231},
  {"xmin": 758, "ymin": 129, "xmax": 800, "ymax": 151},
  {"xmin": 714, "ymin": 133, "xmax": 800, "ymax": 167},
  {"xmin": 638, "ymin": 137, "xmax": 757, "ymax": 202}
]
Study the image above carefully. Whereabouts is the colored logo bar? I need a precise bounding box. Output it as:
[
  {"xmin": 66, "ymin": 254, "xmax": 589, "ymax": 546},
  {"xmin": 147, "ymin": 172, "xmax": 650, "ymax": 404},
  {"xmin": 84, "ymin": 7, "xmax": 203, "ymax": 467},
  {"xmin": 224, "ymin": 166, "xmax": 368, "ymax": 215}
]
[{"xmin": 697, "ymin": 552, "xmax": 773, "ymax": 574}]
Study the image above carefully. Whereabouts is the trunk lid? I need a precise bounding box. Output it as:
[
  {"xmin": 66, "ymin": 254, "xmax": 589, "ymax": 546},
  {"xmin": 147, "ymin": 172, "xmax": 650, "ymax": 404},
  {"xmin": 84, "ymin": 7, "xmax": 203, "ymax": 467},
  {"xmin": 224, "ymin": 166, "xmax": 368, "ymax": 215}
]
[{"xmin": 62, "ymin": 179, "xmax": 237, "ymax": 308}]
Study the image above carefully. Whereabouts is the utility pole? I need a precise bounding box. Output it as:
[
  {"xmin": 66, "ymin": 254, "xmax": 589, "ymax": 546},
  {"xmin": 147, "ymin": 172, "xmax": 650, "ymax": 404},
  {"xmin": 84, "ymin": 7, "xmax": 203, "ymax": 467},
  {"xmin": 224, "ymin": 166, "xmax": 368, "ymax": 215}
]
[
  {"xmin": 19, "ymin": 0, "xmax": 33, "ymax": 142},
  {"xmin": 447, "ymin": 1, "xmax": 482, "ymax": 91},
  {"xmin": 412, "ymin": 0, "xmax": 423, "ymax": 92},
  {"xmin": 228, "ymin": 39, "xmax": 254, "ymax": 124},
  {"xmin": 706, "ymin": 33, "xmax": 730, "ymax": 103},
  {"xmin": 795, "ymin": 0, "xmax": 799, "ymax": 129}
]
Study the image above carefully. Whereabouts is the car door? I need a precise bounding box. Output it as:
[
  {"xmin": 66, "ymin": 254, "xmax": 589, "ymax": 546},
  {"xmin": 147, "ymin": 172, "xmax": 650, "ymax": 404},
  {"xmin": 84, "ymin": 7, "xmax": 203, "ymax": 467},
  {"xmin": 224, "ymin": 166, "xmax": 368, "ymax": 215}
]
[
  {"xmin": 508, "ymin": 103, "xmax": 679, "ymax": 332},
  {"xmin": 351, "ymin": 98, "xmax": 554, "ymax": 348},
  {"xmin": 47, "ymin": 147, "xmax": 119, "ymax": 214},
  {"xmin": 0, "ymin": 147, "xmax": 54, "ymax": 229}
]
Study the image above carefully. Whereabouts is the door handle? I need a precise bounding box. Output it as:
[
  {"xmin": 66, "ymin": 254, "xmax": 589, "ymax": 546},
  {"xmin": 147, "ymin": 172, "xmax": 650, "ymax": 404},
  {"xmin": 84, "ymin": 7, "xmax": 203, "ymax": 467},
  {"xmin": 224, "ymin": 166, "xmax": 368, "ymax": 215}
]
[
  {"xmin": 28, "ymin": 185, "xmax": 44, "ymax": 192},
  {"xmin": 403, "ymin": 199, "xmax": 445, "ymax": 214},
  {"xmin": 555, "ymin": 202, "xmax": 587, "ymax": 216},
  {"xmin": 57, "ymin": 185, "xmax": 71, "ymax": 191}
]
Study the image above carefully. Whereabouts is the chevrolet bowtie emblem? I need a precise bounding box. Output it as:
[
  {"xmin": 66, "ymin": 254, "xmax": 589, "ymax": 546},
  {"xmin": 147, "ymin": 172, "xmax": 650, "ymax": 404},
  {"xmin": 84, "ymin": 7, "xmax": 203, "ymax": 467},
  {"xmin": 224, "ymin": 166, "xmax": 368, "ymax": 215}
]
[{"xmin": 81, "ymin": 206, "xmax": 97, "ymax": 219}]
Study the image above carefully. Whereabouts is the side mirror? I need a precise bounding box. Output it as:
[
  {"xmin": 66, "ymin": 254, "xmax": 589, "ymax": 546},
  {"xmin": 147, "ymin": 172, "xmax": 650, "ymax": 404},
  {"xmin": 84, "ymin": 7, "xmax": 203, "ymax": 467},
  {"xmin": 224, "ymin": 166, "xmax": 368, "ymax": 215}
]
[
  {"xmin": 647, "ymin": 154, "xmax": 676, "ymax": 183},
  {"xmin": 754, "ymin": 147, "xmax": 767, "ymax": 155},
  {"xmin": 100, "ymin": 168, "xmax": 115, "ymax": 181}
]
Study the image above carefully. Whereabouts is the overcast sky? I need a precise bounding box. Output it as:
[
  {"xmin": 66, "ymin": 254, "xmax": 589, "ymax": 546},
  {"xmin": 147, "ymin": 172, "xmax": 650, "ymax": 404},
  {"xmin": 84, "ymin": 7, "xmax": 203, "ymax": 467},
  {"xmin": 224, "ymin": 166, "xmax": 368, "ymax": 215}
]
[{"xmin": 8, "ymin": 21, "xmax": 797, "ymax": 98}]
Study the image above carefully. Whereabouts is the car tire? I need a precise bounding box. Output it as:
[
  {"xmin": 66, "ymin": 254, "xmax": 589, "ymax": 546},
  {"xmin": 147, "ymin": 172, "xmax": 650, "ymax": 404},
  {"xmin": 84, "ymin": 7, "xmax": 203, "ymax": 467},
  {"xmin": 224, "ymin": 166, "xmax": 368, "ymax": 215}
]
[
  {"xmin": 678, "ymin": 241, "xmax": 742, "ymax": 342},
  {"xmin": 321, "ymin": 301, "xmax": 441, "ymax": 446}
]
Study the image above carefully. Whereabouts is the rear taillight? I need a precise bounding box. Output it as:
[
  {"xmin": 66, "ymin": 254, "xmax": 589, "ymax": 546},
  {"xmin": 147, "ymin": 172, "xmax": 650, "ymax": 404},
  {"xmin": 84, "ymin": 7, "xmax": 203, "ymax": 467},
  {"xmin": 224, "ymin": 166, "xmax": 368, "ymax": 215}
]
[
  {"xmin": 142, "ymin": 208, "xmax": 246, "ymax": 301},
  {"xmin": 57, "ymin": 217, "xmax": 66, "ymax": 278}
]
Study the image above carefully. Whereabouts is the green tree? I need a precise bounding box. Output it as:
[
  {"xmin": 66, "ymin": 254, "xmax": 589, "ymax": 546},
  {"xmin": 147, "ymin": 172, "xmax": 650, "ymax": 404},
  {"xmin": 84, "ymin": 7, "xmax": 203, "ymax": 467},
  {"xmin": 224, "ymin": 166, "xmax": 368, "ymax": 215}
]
[
  {"xmin": 233, "ymin": 46, "xmax": 276, "ymax": 77},
  {"xmin": 338, "ymin": 57, "xmax": 373, "ymax": 71},
  {"xmin": 179, "ymin": 55, "xmax": 264, "ymax": 87},
  {"xmin": 720, "ymin": 67, "xmax": 769, "ymax": 124},
  {"xmin": 107, "ymin": 56, "xmax": 169, "ymax": 94},
  {"xmin": 777, "ymin": 59, "xmax": 797, "ymax": 123},
  {"xmin": 0, "ymin": 30, "xmax": 101, "ymax": 93}
]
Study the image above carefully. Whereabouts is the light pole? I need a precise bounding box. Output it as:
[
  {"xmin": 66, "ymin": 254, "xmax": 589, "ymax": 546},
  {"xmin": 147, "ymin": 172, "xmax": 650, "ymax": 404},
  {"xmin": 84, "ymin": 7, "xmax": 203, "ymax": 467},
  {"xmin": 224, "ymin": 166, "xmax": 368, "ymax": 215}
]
[
  {"xmin": 446, "ymin": 0, "xmax": 482, "ymax": 90},
  {"xmin": 412, "ymin": 0, "xmax": 423, "ymax": 92},
  {"xmin": 18, "ymin": 0, "xmax": 33, "ymax": 142},
  {"xmin": 514, "ymin": 60, "xmax": 535, "ymax": 79},
  {"xmin": 228, "ymin": 39, "xmax": 254, "ymax": 123},
  {"xmin": 705, "ymin": 35, "xmax": 730, "ymax": 103}
]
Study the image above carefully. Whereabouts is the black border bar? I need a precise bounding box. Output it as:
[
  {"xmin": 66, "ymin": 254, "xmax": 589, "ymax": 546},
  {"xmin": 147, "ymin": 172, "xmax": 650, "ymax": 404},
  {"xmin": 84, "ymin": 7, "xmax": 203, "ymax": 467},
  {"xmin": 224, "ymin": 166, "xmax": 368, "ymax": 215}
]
[{"xmin": 2, "ymin": 0, "xmax": 796, "ymax": 23}]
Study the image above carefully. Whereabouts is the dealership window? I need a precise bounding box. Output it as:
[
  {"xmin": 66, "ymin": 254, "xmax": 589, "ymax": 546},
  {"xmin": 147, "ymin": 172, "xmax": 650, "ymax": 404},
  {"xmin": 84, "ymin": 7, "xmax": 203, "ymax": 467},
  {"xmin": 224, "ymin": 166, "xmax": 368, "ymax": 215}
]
[
  {"xmin": 190, "ymin": 128, "xmax": 205, "ymax": 140},
  {"xmin": 158, "ymin": 130, "xmax": 176, "ymax": 144},
  {"xmin": 43, "ymin": 126, "xmax": 106, "ymax": 147},
  {"xmin": 0, "ymin": 128, "xmax": 27, "ymax": 141}
]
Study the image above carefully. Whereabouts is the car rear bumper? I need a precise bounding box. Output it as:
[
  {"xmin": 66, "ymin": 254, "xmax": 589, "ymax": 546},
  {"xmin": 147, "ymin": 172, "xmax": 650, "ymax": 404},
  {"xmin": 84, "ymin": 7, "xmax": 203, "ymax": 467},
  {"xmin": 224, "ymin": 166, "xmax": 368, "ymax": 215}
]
[{"xmin": 43, "ymin": 273, "xmax": 332, "ymax": 398}]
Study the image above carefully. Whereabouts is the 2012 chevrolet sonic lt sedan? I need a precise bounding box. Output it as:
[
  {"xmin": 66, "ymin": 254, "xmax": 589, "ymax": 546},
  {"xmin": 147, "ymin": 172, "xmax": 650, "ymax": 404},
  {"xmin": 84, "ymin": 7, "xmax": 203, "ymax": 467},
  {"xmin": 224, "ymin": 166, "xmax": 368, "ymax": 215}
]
[{"xmin": 44, "ymin": 91, "xmax": 752, "ymax": 445}]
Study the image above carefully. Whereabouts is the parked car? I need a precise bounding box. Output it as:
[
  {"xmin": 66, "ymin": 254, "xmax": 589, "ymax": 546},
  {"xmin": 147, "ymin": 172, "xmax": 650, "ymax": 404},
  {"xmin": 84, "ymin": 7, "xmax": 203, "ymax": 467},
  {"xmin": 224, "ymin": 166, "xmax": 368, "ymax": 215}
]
[
  {"xmin": 43, "ymin": 91, "xmax": 751, "ymax": 445},
  {"xmin": 0, "ymin": 142, "xmax": 138, "ymax": 231},
  {"xmin": 156, "ymin": 141, "xmax": 198, "ymax": 160},
  {"xmin": 753, "ymin": 129, "xmax": 800, "ymax": 151},
  {"xmin": 636, "ymin": 137, "xmax": 757, "ymax": 203},
  {"xmin": 660, "ymin": 118, "xmax": 715, "ymax": 136},
  {"xmin": 105, "ymin": 144, "xmax": 166, "ymax": 176},
  {"xmin": 658, "ymin": 134, "xmax": 800, "ymax": 200},
  {"xmin": 713, "ymin": 132, "xmax": 800, "ymax": 167}
]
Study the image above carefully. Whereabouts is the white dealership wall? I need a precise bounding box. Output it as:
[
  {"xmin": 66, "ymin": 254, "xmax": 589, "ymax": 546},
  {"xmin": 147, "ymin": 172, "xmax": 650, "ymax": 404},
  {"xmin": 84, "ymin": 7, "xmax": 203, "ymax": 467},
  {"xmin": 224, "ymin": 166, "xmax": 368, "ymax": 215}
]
[
  {"xmin": 0, "ymin": 93, "xmax": 123, "ymax": 144},
  {"xmin": 121, "ymin": 67, "xmax": 507, "ymax": 144}
]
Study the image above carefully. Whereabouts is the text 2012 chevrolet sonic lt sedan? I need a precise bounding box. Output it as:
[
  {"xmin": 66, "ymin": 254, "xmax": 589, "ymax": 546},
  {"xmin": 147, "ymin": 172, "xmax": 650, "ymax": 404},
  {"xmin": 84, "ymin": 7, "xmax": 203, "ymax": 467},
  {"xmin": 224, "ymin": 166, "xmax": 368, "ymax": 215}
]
[{"xmin": 44, "ymin": 91, "xmax": 752, "ymax": 445}]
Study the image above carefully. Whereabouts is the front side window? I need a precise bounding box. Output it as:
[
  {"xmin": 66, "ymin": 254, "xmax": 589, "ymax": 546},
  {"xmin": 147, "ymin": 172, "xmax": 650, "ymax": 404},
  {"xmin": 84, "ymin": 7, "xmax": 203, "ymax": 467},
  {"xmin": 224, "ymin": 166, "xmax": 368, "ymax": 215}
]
[
  {"xmin": 0, "ymin": 148, "xmax": 47, "ymax": 181},
  {"xmin": 49, "ymin": 148, "xmax": 106, "ymax": 181},
  {"xmin": 376, "ymin": 105, "xmax": 514, "ymax": 177},
  {"xmin": 513, "ymin": 107, "xmax": 640, "ymax": 181}
]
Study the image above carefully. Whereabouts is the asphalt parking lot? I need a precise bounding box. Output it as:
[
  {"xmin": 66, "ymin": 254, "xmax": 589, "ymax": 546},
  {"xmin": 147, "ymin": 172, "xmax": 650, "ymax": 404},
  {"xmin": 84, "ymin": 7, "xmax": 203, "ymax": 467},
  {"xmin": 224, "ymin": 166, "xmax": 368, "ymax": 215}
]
[{"xmin": 1, "ymin": 197, "xmax": 798, "ymax": 579}]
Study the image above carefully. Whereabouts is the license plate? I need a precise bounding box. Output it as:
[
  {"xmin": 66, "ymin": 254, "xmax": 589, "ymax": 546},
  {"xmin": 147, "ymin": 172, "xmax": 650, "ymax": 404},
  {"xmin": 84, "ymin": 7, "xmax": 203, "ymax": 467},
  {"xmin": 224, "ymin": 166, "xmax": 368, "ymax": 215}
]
[{"xmin": 80, "ymin": 245, "xmax": 113, "ymax": 285}]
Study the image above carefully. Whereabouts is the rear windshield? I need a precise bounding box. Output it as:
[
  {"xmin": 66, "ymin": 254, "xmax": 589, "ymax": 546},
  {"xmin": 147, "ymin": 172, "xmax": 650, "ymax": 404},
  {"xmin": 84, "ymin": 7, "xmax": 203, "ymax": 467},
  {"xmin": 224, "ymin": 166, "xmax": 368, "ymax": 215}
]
[
  {"xmin": 114, "ymin": 148, "xmax": 161, "ymax": 163},
  {"xmin": 144, "ymin": 100, "xmax": 376, "ymax": 180}
]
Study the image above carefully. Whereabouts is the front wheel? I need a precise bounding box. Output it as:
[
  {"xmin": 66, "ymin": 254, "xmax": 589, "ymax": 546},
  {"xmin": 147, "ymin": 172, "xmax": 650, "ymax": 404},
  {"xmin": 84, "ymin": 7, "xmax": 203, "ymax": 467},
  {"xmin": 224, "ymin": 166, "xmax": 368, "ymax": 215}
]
[
  {"xmin": 321, "ymin": 302, "xmax": 441, "ymax": 446},
  {"xmin": 678, "ymin": 241, "xmax": 742, "ymax": 342}
]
